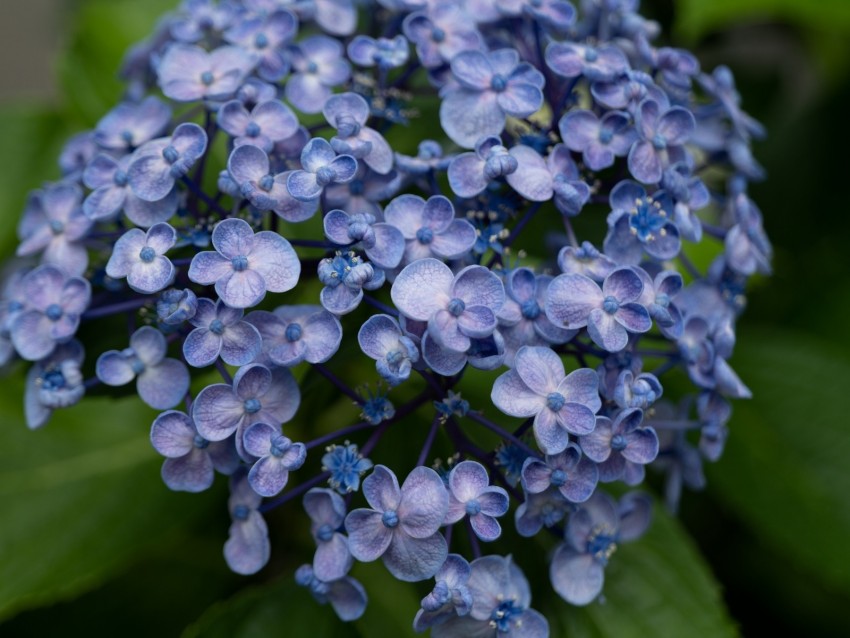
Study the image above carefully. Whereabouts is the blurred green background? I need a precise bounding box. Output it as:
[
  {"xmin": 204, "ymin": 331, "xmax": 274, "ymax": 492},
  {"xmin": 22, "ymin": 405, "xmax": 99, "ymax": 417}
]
[{"xmin": 0, "ymin": 1, "xmax": 849, "ymax": 636}]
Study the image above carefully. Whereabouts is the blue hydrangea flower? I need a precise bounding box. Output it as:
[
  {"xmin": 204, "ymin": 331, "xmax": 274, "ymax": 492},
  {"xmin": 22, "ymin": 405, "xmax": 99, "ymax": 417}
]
[
  {"xmin": 318, "ymin": 251, "xmax": 384, "ymax": 316},
  {"xmin": 218, "ymin": 99, "xmax": 299, "ymax": 151},
  {"xmin": 156, "ymin": 43, "xmax": 255, "ymax": 102},
  {"xmin": 384, "ymin": 195, "xmax": 476, "ymax": 264},
  {"xmin": 322, "ymin": 443, "xmax": 374, "ymax": 494},
  {"xmin": 392, "ymin": 258, "xmax": 505, "ymax": 354},
  {"xmin": 94, "ymin": 96, "xmax": 172, "ymax": 151},
  {"xmin": 188, "ymin": 217, "xmax": 300, "ymax": 308},
  {"xmin": 106, "ymin": 222, "xmax": 177, "ymax": 294},
  {"xmin": 447, "ymin": 136, "xmax": 516, "ymax": 198},
  {"xmin": 225, "ymin": 472, "xmax": 271, "ymax": 575},
  {"xmin": 515, "ymin": 487, "xmax": 570, "ymax": 538},
  {"xmin": 323, "ymin": 210, "xmax": 405, "ymax": 270},
  {"xmin": 402, "ymin": 5, "xmax": 483, "ymax": 69},
  {"xmin": 413, "ymin": 554, "xmax": 473, "ymax": 632},
  {"xmin": 445, "ymin": 461, "xmax": 509, "ymax": 542},
  {"xmin": 10, "ymin": 265, "xmax": 91, "ymax": 362},
  {"xmin": 295, "ymin": 564, "xmax": 368, "ymax": 622},
  {"xmin": 503, "ymin": 144, "xmax": 591, "ymax": 205},
  {"xmin": 604, "ymin": 181, "xmax": 680, "ymax": 264},
  {"xmin": 285, "ymin": 35, "xmax": 351, "ymax": 113},
  {"xmin": 725, "ymin": 192, "xmax": 772, "ymax": 276},
  {"xmin": 491, "ymin": 345, "xmax": 601, "ymax": 454},
  {"xmin": 128, "ymin": 122, "xmax": 208, "ymax": 201},
  {"xmin": 157, "ymin": 288, "xmax": 198, "ymax": 325},
  {"xmin": 521, "ymin": 443, "xmax": 598, "ymax": 504},
  {"xmin": 24, "ymin": 339, "xmax": 85, "ymax": 430},
  {"xmin": 440, "ymin": 48, "xmax": 545, "ymax": 148},
  {"xmin": 150, "ymin": 410, "xmax": 240, "ymax": 492},
  {"xmin": 591, "ymin": 69, "xmax": 667, "ymax": 113},
  {"xmin": 96, "ymin": 326, "xmax": 190, "ymax": 410},
  {"xmin": 434, "ymin": 390, "xmax": 470, "ymax": 421},
  {"xmin": 227, "ymin": 145, "xmax": 318, "ymax": 222},
  {"xmin": 360, "ymin": 386, "xmax": 396, "ymax": 425},
  {"xmin": 628, "ymin": 99, "xmax": 695, "ymax": 184},
  {"xmin": 557, "ymin": 242, "xmax": 617, "ymax": 282},
  {"xmin": 192, "ymin": 363, "xmax": 300, "ymax": 450},
  {"xmin": 243, "ymin": 422, "xmax": 306, "ymax": 496},
  {"xmin": 580, "ymin": 408, "xmax": 659, "ymax": 485},
  {"xmin": 432, "ymin": 555, "xmax": 548, "ymax": 638},
  {"xmin": 323, "ymin": 92, "xmax": 394, "ymax": 175},
  {"xmin": 303, "ymin": 487, "xmax": 353, "ymax": 582},
  {"xmin": 345, "ymin": 465, "xmax": 448, "ymax": 581},
  {"xmin": 183, "ymin": 297, "xmax": 262, "ymax": 367},
  {"xmin": 421, "ymin": 329, "xmax": 507, "ymax": 376},
  {"xmin": 348, "ymin": 34, "xmax": 409, "ymax": 69},
  {"xmin": 546, "ymin": 267, "xmax": 652, "ymax": 352},
  {"xmin": 83, "ymin": 154, "xmax": 179, "ymax": 226},
  {"xmin": 170, "ymin": 0, "xmax": 239, "ymax": 43},
  {"xmin": 633, "ymin": 267, "xmax": 684, "ymax": 339},
  {"xmin": 358, "ymin": 314, "xmax": 420, "ymax": 386},
  {"xmin": 559, "ymin": 109, "xmax": 637, "ymax": 171},
  {"xmin": 546, "ymin": 41, "xmax": 629, "ymax": 81},
  {"xmin": 247, "ymin": 305, "xmax": 342, "ymax": 367},
  {"xmin": 17, "ymin": 184, "xmax": 92, "ymax": 276},
  {"xmin": 613, "ymin": 369, "xmax": 663, "ymax": 410},
  {"xmin": 223, "ymin": 9, "xmax": 297, "ymax": 81},
  {"xmin": 287, "ymin": 138, "xmax": 358, "ymax": 202},
  {"xmin": 550, "ymin": 491, "xmax": 652, "ymax": 605}
]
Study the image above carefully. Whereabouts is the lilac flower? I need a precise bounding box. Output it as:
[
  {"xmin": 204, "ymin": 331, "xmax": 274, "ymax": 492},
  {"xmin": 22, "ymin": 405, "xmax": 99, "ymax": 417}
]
[
  {"xmin": 157, "ymin": 288, "xmax": 198, "ymax": 325},
  {"xmin": 698, "ymin": 65, "xmax": 766, "ymax": 141},
  {"xmin": 96, "ymin": 326, "xmax": 190, "ymax": 410},
  {"xmin": 348, "ymin": 35, "xmax": 409, "ymax": 69},
  {"xmin": 546, "ymin": 42, "xmax": 629, "ymax": 81},
  {"xmin": 394, "ymin": 140, "xmax": 451, "ymax": 176},
  {"xmin": 491, "ymin": 345, "xmax": 601, "ymax": 454},
  {"xmin": 521, "ymin": 443, "xmax": 598, "ymax": 503},
  {"xmin": 243, "ymin": 422, "xmax": 306, "ymax": 496},
  {"xmin": 550, "ymin": 491, "xmax": 651, "ymax": 605},
  {"xmin": 223, "ymin": 10, "xmax": 298, "ymax": 81},
  {"xmin": 285, "ymin": 36, "xmax": 351, "ymax": 113},
  {"xmin": 287, "ymin": 138, "xmax": 358, "ymax": 202},
  {"xmin": 24, "ymin": 340, "xmax": 85, "ymax": 430},
  {"xmin": 545, "ymin": 267, "xmax": 652, "ymax": 352},
  {"xmin": 440, "ymin": 48, "xmax": 545, "ymax": 148},
  {"xmin": 311, "ymin": 0, "xmax": 358, "ymax": 37},
  {"xmin": 559, "ymin": 109, "xmax": 637, "ymax": 170},
  {"xmin": 218, "ymin": 99, "xmax": 299, "ymax": 152},
  {"xmin": 628, "ymin": 99, "xmax": 695, "ymax": 184},
  {"xmin": 434, "ymin": 391, "xmax": 470, "ymax": 421},
  {"xmin": 580, "ymin": 408, "xmax": 659, "ymax": 484},
  {"xmin": 183, "ymin": 297, "xmax": 262, "ymax": 367},
  {"xmin": 497, "ymin": 268, "xmax": 575, "ymax": 365},
  {"xmin": 432, "ymin": 555, "xmax": 548, "ymax": 638},
  {"xmin": 17, "ymin": 184, "xmax": 92, "ymax": 276},
  {"xmin": 59, "ymin": 131, "xmax": 97, "ymax": 178},
  {"xmin": 345, "ymin": 465, "xmax": 448, "ymax": 581},
  {"xmin": 323, "ymin": 92, "xmax": 393, "ymax": 175},
  {"xmin": 557, "ymin": 242, "xmax": 617, "ymax": 282},
  {"xmin": 323, "ymin": 210, "xmax": 405, "ymax": 269},
  {"xmin": 10, "ymin": 265, "xmax": 91, "ymax": 362},
  {"xmin": 317, "ymin": 251, "xmax": 384, "ymax": 315},
  {"xmin": 523, "ymin": 0, "xmax": 576, "ymax": 31},
  {"xmin": 188, "ymin": 217, "xmax": 300, "ymax": 308},
  {"xmin": 83, "ymin": 154, "xmax": 179, "ymax": 226},
  {"xmin": 224, "ymin": 472, "xmax": 271, "ymax": 575},
  {"xmin": 246, "ymin": 305, "xmax": 342, "ymax": 367},
  {"xmin": 295, "ymin": 564, "xmax": 368, "ymax": 622},
  {"xmin": 94, "ymin": 96, "xmax": 172, "ymax": 151},
  {"xmin": 128, "ymin": 122, "xmax": 208, "ymax": 202},
  {"xmin": 322, "ymin": 443, "xmax": 373, "ymax": 494},
  {"xmin": 654, "ymin": 47, "xmax": 700, "ymax": 95},
  {"xmin": 413, "ymin": 554, "xmax": 473, "ymax": 632},
  {"xmin": 106, "ymin": 223, "xmax": 177, "ymax": 294},
  {"xmin": 384, "ymin": 195, "xmax": 476, "ymax": 264},
  {"xmin": 604, "ymin": 180, "xmax": 680, "ymax": 264},
  {"xmin": 402, "ymin": 5, "xmax": 483, "ymax": 69},
  {"xmin": 391, "ymin": 258, "xmax": 505, "ymax": 354},
  {"xmin": 192, "ymin": 363, "xmax": 300, "ymax": 448},
  {"xmin": 591, "ymin": 70, "xmax": 667, "ymax": 113},
  {"xmin": 358, "ymin": 314, "xmax": 419, "ymax": 386},
  {"xmin": 444, "ymin": 461, "xmax": 509, "ymax": 542},
  {"xmin": 226, "ymin": 145, "xmax": 318, "ymax": 222},
  {"xmin": 448, "ymin": 136, "xmax": 516, "ymax": 198},
  {"xmin": 303, "ymin": 487, "xmax": 353, "ymax": 582},
  {"xmin": 150, "ymin": 410, "xmax": 240, "ymax": 492},
  {"xmin": 677, "ymin": 316, "xmax": 751, "ymax": 400},
  {"xmin": 515, "ymin": 486, "xmax": 570, "ymax": 538},
  {"xmin": 156, "ymin": 43, "xmax": 255, "ymax": 102}
]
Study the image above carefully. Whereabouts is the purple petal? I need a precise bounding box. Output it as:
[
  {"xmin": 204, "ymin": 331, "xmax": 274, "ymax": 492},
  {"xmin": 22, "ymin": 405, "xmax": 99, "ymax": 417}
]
[
  {"xmin": 470, "ymin": 514, "xmax": 501, "ymax": 541},
  {"xmin": 615, "ymin": 303, "xmax": 652, "ymax": 333},
  {"xmin": 603, "ymin": 268, "xmax": 644, "ymax": 303},
  {"xmin": 217, "ymin": 269, "xmax": 267, "ymax": 308},
  {"xmin": 384, "ymin": 531, "xmax": 447, "ymax": 582},
  {"xmin": 391, "ymin": 258, "xmax": 453, "ymax": 321},
  {"xmin": 183, "ymin": 328, "xmax": 223, "ymax": 367},
  {"xmin": 346, "ymin": 508, "xmax": 393, "ymax": 561},
  {"xmin": 430, "ymin": 219, "xmax": 477, "ymax": 260},
  {"xmin": 521, "ymin": 458, "xmax": 552, "ymax": 494},
  {"xmin": 150, "ymin": 410, "xmax": 195, "ymax": 457},
  {"xmin": 550, "ymin": 547, "xmax": 604, "ymax": 605},
  {"xmin": 212, "ymin": 217, "xmax": 255, "ymax": 258},
  {"xmin": 534, "ymin": 409, "xmax": 570, "ymax": 455},
  {"xmin": 249, "ymin": 231, "xmax": 300, "ymax": 292},
  {"xmin": 363, "ymin": 464, "xmax": 401, "ymax": 512},
  {"xmin": 314, "ymin": 532, "xmax": 353, "ymax": 582},
  {"xmin": 137, "ymin": 359, "xmax": 190, "ymax": 410},
  {"xmin": 248, "ymin": 455, "xmax": 291, "ymax": 496},
  {"xmin": 440, "ymin": 90, "xmax": 504, "ymax": 149},
  {"xmin": 491, "ymin": 369, "xmax": 545, "ymax": 417},
  {"xmin": 622, "ymin": 427, "xmax": 659, "ymax": 464},
  {"xmin": 447, "ymin": 152, "xmax": 488, "ymax": 198},
  {"xmin": 287, "ymin": 170, "xmax": 322, "ymax": 200},
  {"xmin": 587, "ymin": 309, "xmax": 629, "ymax": 352},
  {"xmin": 658, "ymin": 107, "xmax": 695, "ymax": 145},
  {"xmin": 188, "ymin": 251, "xmax": 231, "ymax": 285},
  {"xmin": 515, "ymin": 345, "xmax": 564, "ymax": 395},
  {"xmin": 545, "ymin": 274, "xmax": 602, "ymax": 328},
  {"xmin": 224, "ymin": 511, "xmax": 270, "ymax": 575},
  {"xmin": 95, "ymin": 350, "xmax": 135, "ymax": 386},
  {"xmin": 162, "ymin": 450, "xmax": 214, "ymax": 492},
  {"xmin": 451, "ymin": 266, "xmax": 505, "ymax": 311},
  {"xmin": 449, "ymin": 460, "xmax": 489, "ymax": 502},
  {"xmin": 242, "ymin": 422, "xmax": 277, "ymax": 458},
  {"xmin": 505, "ymin": 145, "xmax": 553, "ymax": 202},
  {"xmin": 193, "ymin": 383, "xmax": 244, "ymax": 441},
  {"xmin": 628, "ymin": 141, "xmax": 662, "ymax": 184},
  {"xmin": 220, "ymin": 321, "xmax": 262, "ymax": 366},
  {"xmin": 399, "ymin": 466, "xmax": 449, "ymax": 538}
]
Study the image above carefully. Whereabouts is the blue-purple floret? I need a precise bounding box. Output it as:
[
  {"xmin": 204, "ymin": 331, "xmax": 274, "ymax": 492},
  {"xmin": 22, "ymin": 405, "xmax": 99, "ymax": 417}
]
[{"xmin": 5, "ymin": 0, "xmax": 772, "ymax": 631}]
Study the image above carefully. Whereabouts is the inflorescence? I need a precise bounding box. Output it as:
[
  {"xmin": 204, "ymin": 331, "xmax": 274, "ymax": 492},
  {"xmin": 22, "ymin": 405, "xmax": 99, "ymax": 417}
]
[{"xmin": 2, "ymin": 0, "xmax": 770, "ymax": 634}]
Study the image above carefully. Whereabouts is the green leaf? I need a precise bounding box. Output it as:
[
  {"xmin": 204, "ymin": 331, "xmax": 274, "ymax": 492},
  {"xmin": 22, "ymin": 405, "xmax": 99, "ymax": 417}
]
[
  {"xmin": 706, "ymin": 329, "xmax": 850, "ymax": 596},
  {"xmin": 551, "ymin": 504, "xmax": 738, "ymax": 638},
  {"xmin": 182, "ymin": 577, "xmax": 361, "ymax": 638},
  {"xmin": 0, "ymin": 372, "xmax": 216, "ymax": 620}
]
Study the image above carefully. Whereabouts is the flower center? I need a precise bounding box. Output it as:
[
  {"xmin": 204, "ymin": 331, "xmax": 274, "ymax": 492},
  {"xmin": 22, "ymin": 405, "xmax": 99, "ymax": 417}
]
[
  {"xmin": 254, "ymin": 33, "xmax": 269, "ymax": 49},
  {"xmin": 139, "ymin": 246, "xmax": 156, "ymax": 263},
  {"xmin": 587, "ymin": 524, "xmax": 618, "ymax": 564},
  {"xmin": 490, "ymin": 599, "xmax": 522, "ymax": 633},
  {"xmin": 200, "ymin": 71, "xmax": 215, "ymax": 86},
  {"xmin": 584, "ymin": 48, "xmax": 599, "ymax": 62},
  {"xmin": 285, "ymin": 322, "xmax": 303, "ymax": 342},
  {"xmin": 602, "ymin": 296, "xmax": 620, "ymax": 314},
  {"xmin": 193, "ymin": 434, "xmax": 210, "ymax": 449},
  {"xmin": 490, "ymin": 74, "xmax": 507, "ymax": 92},
  {"xmin": 550, "ymin": 469, "xmax": 567, "ymax": 486},
  {"xmin": 431, "ymin": 27, "xmax": 445, "ymax": 42},
  {"xmin": 232, "ymin": 504, "xmax": 250, "ymax": 521},
  {"xmin": 520, "ymin": 299, "xmax": 540, "ymax": 320},
  {"xmin": 259, "ymin": 174, "xmax": 275, "ymax": 191},
  {"xmin": 416, "ymin": 227, "xmax": 434, "ymax": 244},
  {"xmin": 599, "ymin": 129, "xmax": 614, "ymax": 144},
  {"xmin": 546, "ymin": 392, "xmax": 566, "ymax": 411},
  {"xmin": 316, "ymin": 166, "xmax": 335, "ymax": 186},
  {"xmin": 245, "ymin": 122, "xmax": 261, "ymax": 138},
  {"xmin": 209, "ymin": 318, "xmax": 225, "ymax": 335},
  {"xmin": 317, "ymin": 524, "xmax": 335, "ymax": 543},
  {"xmin": 652, "ymin": 133, "xmax": 667, "ymax": 150},
  {"xmin": 447, "ymin": 298, "xmax": 466, "ymax": 317},
  {"xmin": 231, "ymin": 255, "xmax": 249, "ymax": 271},
  {"xmin": 49, "ymin": 219, "xmax": 65, "ymax": 235},
  {"xmin": 306, "ymin": 61, "xmax": 319, "ymax": 74},
  {"xmin": 114, "ymin": 169, "xmax": 129, "ymax": 186},
  {"xmin": 382, "ymin": 509, "xmax": 399, "ymax": 528},
  {"xmin": 611, "ymin": 433, "xmax": 627, "ymax": 451},
  {"xmin": 629, "ymin": 198, "xmax": 668, "ymax": 242},
  {"xmin": 45, "ymin": 303, "xmax": 63, "ymax": 321},
  {"xmin": 162, "ymin": 145, "xmax": 179, "ymax": 164},
  {"xmin": 465, "ymin": 499, "xmax": 481, "ymax": 516},
  {"xmin": 244, "ymin": 398, "xmax": 262, "ymax": 414},
  {"xmin": 270, "ymin": 434, "xmax": 289, "ymax": 457},
  {"xmin": 121, "ymin": 130, "xmax": 134, "ymax": 144}
]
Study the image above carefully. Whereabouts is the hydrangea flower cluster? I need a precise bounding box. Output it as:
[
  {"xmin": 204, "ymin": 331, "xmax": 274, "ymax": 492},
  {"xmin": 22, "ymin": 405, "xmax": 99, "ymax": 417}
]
[{"xmin": 3, "ymin": 0, "xmax": 769, "ymax": 634}]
